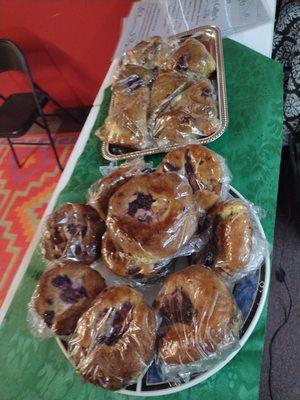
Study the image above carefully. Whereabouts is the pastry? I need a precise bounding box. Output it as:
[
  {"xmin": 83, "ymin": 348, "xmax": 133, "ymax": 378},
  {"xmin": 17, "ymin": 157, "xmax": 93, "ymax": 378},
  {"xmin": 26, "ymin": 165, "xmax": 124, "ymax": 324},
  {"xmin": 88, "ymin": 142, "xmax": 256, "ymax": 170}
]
[
  {"xmin": 102, "ymin": 231, "xmax": 171, "ymax": 282},
  {"xmin": 69, "ymin": 285, "xmax": 157, "ymax": 390},
  {"xmin": 148, "ymin": 72, "xmax": 191, "ymax": 127},
  {"xmin": 161, "ymin": 38, "xmax": 216, "ymax": 78},
  {"xmin": 154, "ymin": 110, "xmax": 219, "ymax": 143},
  {"xmin": 87, "ymin": 160, "xmax": 152, "ymax": 220},
  {"xmin": 158, "ymin": 145, "xmax": 225, "ymax": 211},
  {"xmin": 97, "ymin": 86, "xmax": 151, "ymax": 150},
  {"xmin": 202, "ymin": 200, "xmax": 253, "ymax": 277},
  {"xmin": 41, "ymin": 203, "xmax": 105, "ymax": 264},
  {"xmin": 34, "ymin": 261, "xmax": 106, "ymax": 335},
  {"xmin": 121, "ymin": 36, "xmax": 172, "ymax": 68},
  {"xmin": 106, "ymin": 171, "xmax": 198, "ymax": 260},
  {"xmin": 113, "ymin": 64, "xmax": 155, "ymax": 92},
  {"xmin": 153, "ymin": 79, "xmax": 220, "ymax": 142},
  {"xmin": 153, "ymin": 264, "xmax": 241, "ymax": 365}
]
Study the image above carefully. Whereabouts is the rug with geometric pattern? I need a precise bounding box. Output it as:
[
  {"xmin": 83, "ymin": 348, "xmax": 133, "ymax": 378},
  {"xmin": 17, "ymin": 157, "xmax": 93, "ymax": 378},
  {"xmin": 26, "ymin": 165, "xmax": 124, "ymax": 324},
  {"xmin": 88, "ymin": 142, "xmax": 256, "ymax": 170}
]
[{"xmin": 0, "ymin": 132, "xmax": 77, "ymax": 307}]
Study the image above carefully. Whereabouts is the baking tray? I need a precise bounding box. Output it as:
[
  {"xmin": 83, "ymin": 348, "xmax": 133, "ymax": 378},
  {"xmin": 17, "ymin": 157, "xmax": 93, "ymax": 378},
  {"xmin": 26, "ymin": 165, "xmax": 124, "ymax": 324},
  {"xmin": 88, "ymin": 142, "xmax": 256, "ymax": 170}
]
[{"xmin": 101, "ymin": 25, "xmax": 228, "ymax": 162}]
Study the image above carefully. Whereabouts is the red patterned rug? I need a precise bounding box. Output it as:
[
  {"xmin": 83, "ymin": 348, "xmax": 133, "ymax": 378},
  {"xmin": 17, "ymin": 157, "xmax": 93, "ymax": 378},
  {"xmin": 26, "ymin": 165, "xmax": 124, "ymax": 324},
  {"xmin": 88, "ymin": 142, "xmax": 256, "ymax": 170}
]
[{"xmin": 0, "ymin": 133, "xmax": 77, "ymax": 306}]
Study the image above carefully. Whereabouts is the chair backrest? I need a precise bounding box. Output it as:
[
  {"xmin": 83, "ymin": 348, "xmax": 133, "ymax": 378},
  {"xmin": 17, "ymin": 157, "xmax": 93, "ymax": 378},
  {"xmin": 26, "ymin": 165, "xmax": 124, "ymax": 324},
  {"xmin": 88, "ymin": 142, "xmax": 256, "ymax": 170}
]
[
  {"xmin": 0, "ymin": 39, "xmax": 44, "ymax": 112},
  {"xmin": 0, "ymin": 39, "xmax": 31, "ymax": 76}
]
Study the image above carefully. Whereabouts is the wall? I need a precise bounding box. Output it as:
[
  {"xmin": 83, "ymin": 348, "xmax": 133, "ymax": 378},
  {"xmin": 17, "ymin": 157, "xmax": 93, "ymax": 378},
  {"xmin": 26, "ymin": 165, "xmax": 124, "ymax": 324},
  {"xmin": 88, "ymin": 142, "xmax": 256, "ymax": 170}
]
[{"xmin": 0, "ymin": 0, "xmax": 133, "ymax": 108}]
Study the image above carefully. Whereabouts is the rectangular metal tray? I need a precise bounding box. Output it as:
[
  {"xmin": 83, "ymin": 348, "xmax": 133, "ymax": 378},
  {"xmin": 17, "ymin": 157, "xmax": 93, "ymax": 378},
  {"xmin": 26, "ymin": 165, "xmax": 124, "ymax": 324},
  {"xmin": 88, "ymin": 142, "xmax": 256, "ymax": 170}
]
[{"xmin": 101, "ymin": 25, "xmax": 228, "ymax": 161}]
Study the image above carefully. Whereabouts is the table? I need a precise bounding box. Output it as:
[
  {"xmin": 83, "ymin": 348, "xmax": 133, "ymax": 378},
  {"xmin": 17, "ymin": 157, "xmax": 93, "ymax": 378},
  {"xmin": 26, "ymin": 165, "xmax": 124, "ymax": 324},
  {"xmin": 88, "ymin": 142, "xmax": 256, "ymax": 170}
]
[{"xmin": 0, "ymin": 35, "xmax": 283, "ymax": 400}]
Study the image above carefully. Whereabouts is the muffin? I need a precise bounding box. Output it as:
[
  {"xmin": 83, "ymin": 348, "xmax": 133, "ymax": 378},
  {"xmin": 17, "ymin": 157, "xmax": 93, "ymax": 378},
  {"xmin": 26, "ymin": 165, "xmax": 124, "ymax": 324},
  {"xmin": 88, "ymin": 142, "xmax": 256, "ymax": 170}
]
[
  {"xmin": 34, "ymin": 261, "xmax": 106, "ymax": 335},
  {"xmin": 106, "ymin": 171, "xmax": 198, "ymax": 260},
  {"xmin": 101, "ymin": 231, "xmax": 172, "ymax": 283},
  {"xmin": 201, "ymin": 200, "xmax": 253, "ymax": 277},
  {"xmin": 69, "ymin": 285, "xmax": 157, "ymax": 390},
  {"xmin": 153, "ymin": 264, "xmax": 241, "ymax": 364},
  {"xmin": 158, "ymin": 144, "xmax": 226, "ymax": 211},
  {"xmin": 41, "ymin": 203, "xmax": 105, "ymax": 264}
]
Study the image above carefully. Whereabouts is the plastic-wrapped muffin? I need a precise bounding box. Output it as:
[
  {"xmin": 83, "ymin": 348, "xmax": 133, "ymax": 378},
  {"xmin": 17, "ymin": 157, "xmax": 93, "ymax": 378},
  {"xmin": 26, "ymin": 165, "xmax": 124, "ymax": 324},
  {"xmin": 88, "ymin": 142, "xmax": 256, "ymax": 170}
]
[
  {"xmin": 153, "ymin": 80, "xmax": 220, "ymax": 143},
  {"xmin": 153, "ymin": 265, "xmax": 241, "ymax": 365},
  {"xmin": 41, "ymin": 203, "xmax": 105, "ymax": 264},
  {"xmin": 161, "ymin": 38, "xmax": 216, "ymax": 78},
  {"xmin": 113, "ymin": 64, "xmax": 155, "ymax": 92},
  {"xmin": 201, "ymin": 200, "xmax": 253, "ymax": 277},
  {"xmin": 97, "ymin": 86, "xmax": 151, "ymax": 150},
  {"xmin": 106, "ymin": 171, "xmax": 198, "ymax": 260},
  {"xmin": 158, "ymin": 145, "xmax": 228, "ymax": 211},
  {"xmin": 69, "ymin": 285, "xmax": 157, "ymax": 390},
  {"xmin": 148, "ymin": 71, "xmax": 191, "ymax": 128},
  {"xmin": 34, "ymin": 261, "xmax": 106, "ymax": 335},
  {"xmin": 102, "ymin": 231, "xmax": 172, "ymax": 283},
  {"xmin": 120, "ymin": 36, "xmax": 174, "ymax": 68},
  {"xmin": 87, "ymin": 160, "xmax": 151, "ymax": 220}
]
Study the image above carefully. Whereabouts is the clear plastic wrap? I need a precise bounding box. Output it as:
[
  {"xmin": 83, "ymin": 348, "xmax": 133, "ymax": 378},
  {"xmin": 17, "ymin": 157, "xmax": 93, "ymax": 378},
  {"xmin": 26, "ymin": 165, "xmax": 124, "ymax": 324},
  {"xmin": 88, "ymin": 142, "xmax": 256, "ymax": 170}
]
[
  {"xmin": 119, "ymin": 35, "xmax": 178, "ymax": 69},
  {"xmin": 106, "ymin": 171, "xmax": 198, "ymax": 261},
  {"xmin": 68, "ymin": 285, "xmax": 158, "ymax": 390},
  {"xmin": 27, "ymin": 260, "xmax": 106, "ymax": 338},
  {"xmin": 40, "ymin": 203, "xmax": 105, "ymax": 264},
  {"xmin": 157, "ymin": 144, "xmax": 231, "ymax": 214},
  {"xmin": 195, "ymin": 198, "xmax": 269, "ymax": 282},
  {"xmin": 96, "ymin": 85, "xmax": 154, "ymax": 150},
  {"xmin": 154, "ymin": 79, "xmax": 221, "ymax": 145},
  {"xmin": 161, "ymin": 38, "xmax": 216, "ymax": 79},
  {"xmin": 87, "ymin": 158, "xmax": 151, "ymax": 220},
  {"xmin": 153, "ymin": 264, "xmax": 242, "ymax": 382}
]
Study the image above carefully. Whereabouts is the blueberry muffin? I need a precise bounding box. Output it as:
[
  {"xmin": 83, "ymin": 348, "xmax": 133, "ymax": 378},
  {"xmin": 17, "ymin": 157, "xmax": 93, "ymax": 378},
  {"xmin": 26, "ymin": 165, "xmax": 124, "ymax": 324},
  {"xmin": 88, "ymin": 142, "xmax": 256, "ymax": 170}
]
[
  {"xmin": 34, "ymin": 261, "xmax": 106, "ymax": 335},
  {"xmin": 69, "ymin": 285, "xmax": 157, "ymax": 390},
  {"xmin": 41, "ymin": 203, "xmax": 105, "ymax": 264},
  {"xmin": 153, "ymin": 265, "xmax": 241, "ymax": 364}
]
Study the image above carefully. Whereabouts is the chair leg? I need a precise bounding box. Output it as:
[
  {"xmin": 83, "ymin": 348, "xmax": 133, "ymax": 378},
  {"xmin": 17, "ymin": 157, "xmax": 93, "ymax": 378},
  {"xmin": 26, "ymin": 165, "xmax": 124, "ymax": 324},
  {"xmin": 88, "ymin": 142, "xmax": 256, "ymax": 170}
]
[
  {"xmin": 48, "ymin": 96, "xmax": 82, "ymax": 125},
  {"xmin": 40, "ymin": 117, "xmax": 64, "ymax": 172},
  {"xmin": 7, "ymin": 138, "xmax": 21, "ymax": 168}
]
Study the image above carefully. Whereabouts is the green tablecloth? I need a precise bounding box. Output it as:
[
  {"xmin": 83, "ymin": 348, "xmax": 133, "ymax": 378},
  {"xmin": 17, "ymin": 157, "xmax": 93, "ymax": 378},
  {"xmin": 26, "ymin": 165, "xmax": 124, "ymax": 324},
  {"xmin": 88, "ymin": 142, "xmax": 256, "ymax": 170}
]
[{"xmin": 0, "ymin": 39, "xmax": 283, "ymax": 400}]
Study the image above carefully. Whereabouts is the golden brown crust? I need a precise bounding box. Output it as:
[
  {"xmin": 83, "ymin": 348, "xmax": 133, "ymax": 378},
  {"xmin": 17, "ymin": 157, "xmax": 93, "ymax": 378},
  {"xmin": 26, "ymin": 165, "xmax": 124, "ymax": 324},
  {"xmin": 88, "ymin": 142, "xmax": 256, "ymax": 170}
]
[
  {"xmin": 106, "ymin": 172, "xmax": 197, "ymax": 259},
  {"xmin": 41, "ymin": 203, "xmax": 105, "ymax": 264},
  {"xmin": 70, "ymin": 285, "xmax": 157, "ymax": 390},
  {"xmin": 35, "ymin": 261, "xmax": 106, "ymax": 336},
  {"xmin": 153, "ymin": 80, "xmax": 220, "ymax": 142},
  {"xmin": 120, "ymin": 36, "xmax": 170, "ymax": 68},
  {"xmin": 101, "ymin": 231, "xmax": 172, "ymax": 282},
  {"xmin": 161, "ymin": 38, "xmax": 216, "ymax": 78},
  {"xmin": 153, "ymin": 265, "xmax": 239, "ymax": 364},
  {"xmin": 205, "ymin": 200, "xmax": 253, "ymax": 277},
  {"xmin": 149, "ymin": 72, "xmax": 190, "ymax": 121},
  {"xmin": 96, "ymin": 86, "xmax": 150, "ymax": 150},
  {"xmin": 158, "ymin": 144, "xmax": 224, "ymax": 211},
  {"xmin": 87, "ymin": 161, "xmax": 147, "ymax": 220}
]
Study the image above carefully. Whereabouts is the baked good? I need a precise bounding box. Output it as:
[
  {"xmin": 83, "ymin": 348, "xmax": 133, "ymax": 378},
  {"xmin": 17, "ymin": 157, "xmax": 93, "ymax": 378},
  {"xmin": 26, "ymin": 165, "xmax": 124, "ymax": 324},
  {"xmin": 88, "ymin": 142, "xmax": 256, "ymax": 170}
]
[
  {"xmin": 121, "ymin": 36, "xmax": 172, "ymax": 68},
  {"xmin": 41, "ymin": 203, "xmax": 105, "ymax": 264},
  {"xmin": 153, "ymin": 79, "xmax": 220, "ymax": 142},
  {"xmin": 153, "ymin": 264, "xmax": 241, "ymax": 365},
  {"xmin": 102, "ymin": 231, "xmax": 171, "ymax": 282},
  {"xmin": 97, "ymin": 86, "xmax": 151, "ymax": 150},
  {"xmin": 113, "ymin": 64, "xmax": 155, "ymax": 92},
  {"xmin": 154, "ymin": 110, "xmax": 219, "ymax": 143},
  {"xmin": 106, "ymin": 171, "xmax": 198, "ymax": 260},
  {"xmin": 202, "ymin": 200, "xmax": 253, "ymax": 277},
  {"xmin": 34, "ymin": 261, "xmax": 106, "ymax": 335},
  {"xmin": 69, "ymin": 285, "xmax": 157, "ymax": 390},
  {"xmin": 158, "ymin": 145, "xmax": 225, "ymax": 211},
  {"xmin": 148, "ymin": 72, "xmax": 191, "ymax": 127},
  {"xmin": 87, "ymin": 160, "xmax": 151, "ymax": 220},
  {"xmin": 161, "ymin": 38, "xmax": 216, "ymax": 78}
]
